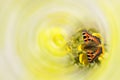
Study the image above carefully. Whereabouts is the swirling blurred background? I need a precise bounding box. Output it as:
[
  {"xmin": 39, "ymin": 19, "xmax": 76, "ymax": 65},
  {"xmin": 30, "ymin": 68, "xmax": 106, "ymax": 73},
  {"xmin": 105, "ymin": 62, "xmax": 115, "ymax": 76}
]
[{"xmin": 0, "ymin": 0, "xmax": 120, "ymax": 80}]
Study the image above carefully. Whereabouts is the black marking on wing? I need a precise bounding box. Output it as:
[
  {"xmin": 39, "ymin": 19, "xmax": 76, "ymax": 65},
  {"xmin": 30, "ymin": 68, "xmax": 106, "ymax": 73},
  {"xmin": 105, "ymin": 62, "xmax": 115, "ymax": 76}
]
[{"xmin": 88, "ymin": 47, "xmax": 102, "ymax": 63}]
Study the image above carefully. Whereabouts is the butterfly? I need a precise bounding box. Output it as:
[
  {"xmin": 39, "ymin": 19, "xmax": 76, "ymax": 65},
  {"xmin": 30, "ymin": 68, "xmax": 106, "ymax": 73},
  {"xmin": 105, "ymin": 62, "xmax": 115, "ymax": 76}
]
[{"xmin": 82, "ymin": 30, "xmax": 102, "ymax": 63}]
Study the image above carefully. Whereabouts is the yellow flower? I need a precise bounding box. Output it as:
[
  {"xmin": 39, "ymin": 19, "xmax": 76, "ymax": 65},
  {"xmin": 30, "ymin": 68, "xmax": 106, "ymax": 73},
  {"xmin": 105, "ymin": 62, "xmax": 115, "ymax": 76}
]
[
  {"xmin": 77, "ymin": 45, "xmax": 82, "ymax": 51},
  {"xmin": 79, "ymin": 53, "xmax": 88, "ymax": 66}
]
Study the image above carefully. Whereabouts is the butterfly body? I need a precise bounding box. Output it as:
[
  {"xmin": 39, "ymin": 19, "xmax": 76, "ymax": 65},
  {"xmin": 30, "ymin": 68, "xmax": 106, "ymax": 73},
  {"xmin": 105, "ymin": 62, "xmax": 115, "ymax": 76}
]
[{"xmin": 82, "ymin": 30, "xmax": 102, "ymax": 63}]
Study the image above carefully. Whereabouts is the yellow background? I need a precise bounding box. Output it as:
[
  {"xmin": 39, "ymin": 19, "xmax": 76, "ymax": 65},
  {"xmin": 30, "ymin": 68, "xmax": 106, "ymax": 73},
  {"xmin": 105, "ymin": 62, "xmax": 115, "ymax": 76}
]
[{"xmin": 0, "ymin": 0, "xmax": 120, "ymax": 80}]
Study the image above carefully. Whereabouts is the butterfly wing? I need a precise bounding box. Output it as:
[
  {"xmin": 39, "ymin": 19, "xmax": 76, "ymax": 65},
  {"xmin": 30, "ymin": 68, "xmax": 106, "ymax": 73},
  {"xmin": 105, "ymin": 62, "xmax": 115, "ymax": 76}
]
[
  {"xmin": 82, "ymin": 30, "xmax": 101, "ymax": 45},
  {"xmin": 87, "ymin": 47, "xmax": 102, "ymax": 63},
  {"xmin": 82, "ymin": 30, "xmax": 91, "ymax": 43},
  {"xmin": 82, "ymin": 30, "xmax": 102, "ymax": 63}
]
